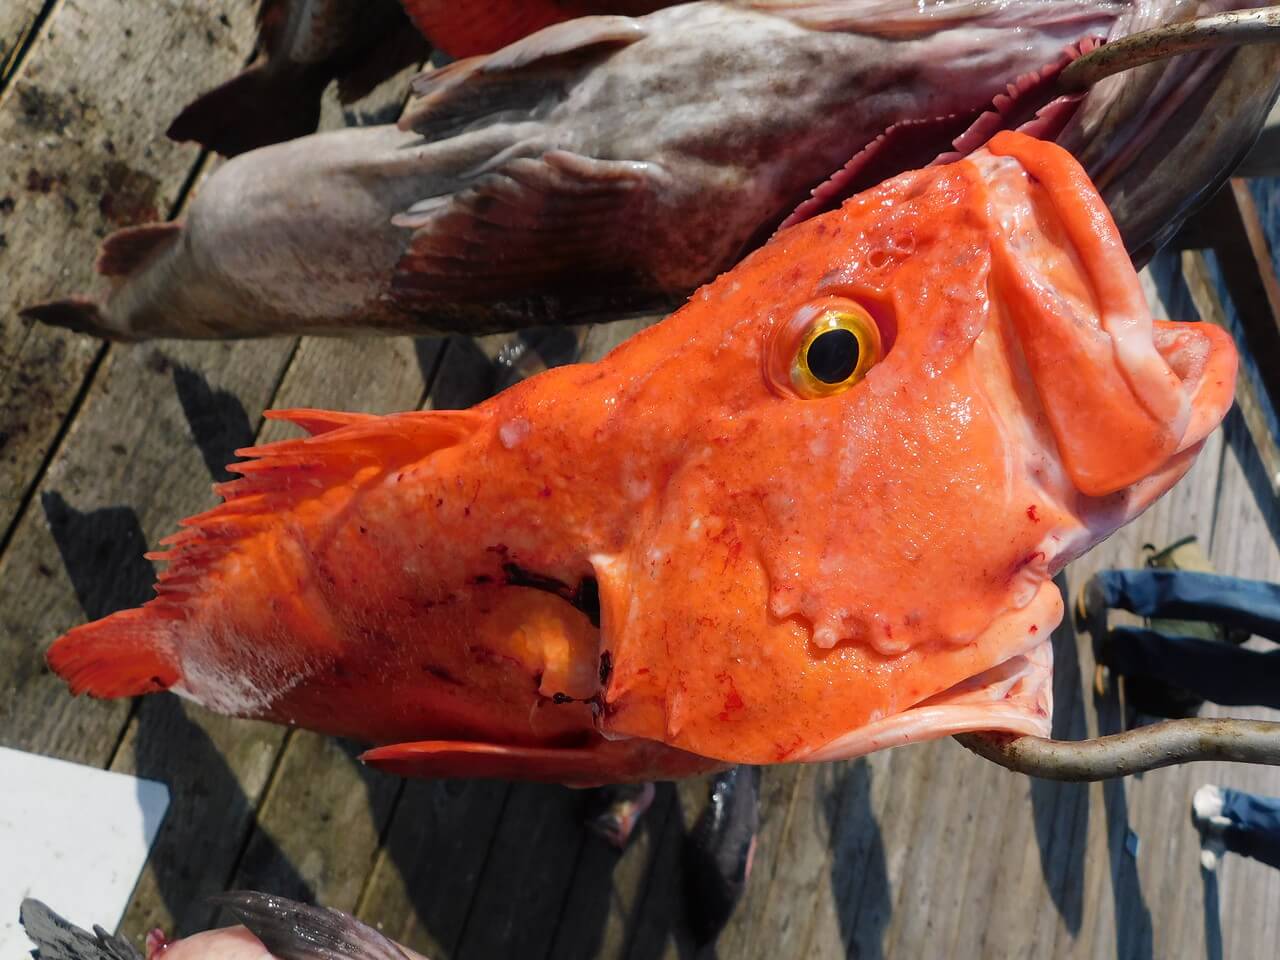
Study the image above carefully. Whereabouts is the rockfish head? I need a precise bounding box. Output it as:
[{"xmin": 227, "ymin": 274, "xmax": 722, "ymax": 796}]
[{"xmin": 565, "ymin": 131, "xmax": 1236, "ymax": 765}]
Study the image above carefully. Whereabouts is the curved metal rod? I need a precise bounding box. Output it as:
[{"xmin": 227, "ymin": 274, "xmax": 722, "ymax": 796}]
[
  {"xmin": 1059, "ymin": 6, "xmax": 1280, "ymax": 92},
  {"xmin": 954, "ymin": 718, "xmax": 1280, "ymax": 781}
]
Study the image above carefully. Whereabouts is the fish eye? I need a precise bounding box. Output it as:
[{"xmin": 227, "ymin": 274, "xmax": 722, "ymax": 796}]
[{"xmin": 790, "ymin": 305, "xmax": 882, "ymax": 398}]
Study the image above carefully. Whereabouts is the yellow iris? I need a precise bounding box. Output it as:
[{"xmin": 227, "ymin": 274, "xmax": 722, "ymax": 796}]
[{"xmin": 790, "ymin": 307, "xmax": 882, "ymax": 398}]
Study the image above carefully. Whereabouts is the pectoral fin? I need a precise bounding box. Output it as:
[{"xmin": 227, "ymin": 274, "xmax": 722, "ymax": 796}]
[
  {"xmin": 391, "ymin": 151, "xmax": 666, "ymax": 306},
  {"xmin": 208, "ymin": 892, "xmax": 412, "ymax": 960}
]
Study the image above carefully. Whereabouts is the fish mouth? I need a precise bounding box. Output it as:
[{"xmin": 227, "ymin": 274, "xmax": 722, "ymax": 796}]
[{"xmin": 803, "ymin": 584, "xmax": 1059, "ymax": 763}]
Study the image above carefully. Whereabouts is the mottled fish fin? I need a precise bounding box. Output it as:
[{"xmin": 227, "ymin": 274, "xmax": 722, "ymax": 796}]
[
  {"xmin": 402, "ymin": 1, "xmax": 642, "ymax": 58},
  {"xmin": 208, "ymin": 892, "xmax": 411, "ymax": 960},
  {"xmin": 167, "ymin": 61, "xmax": 328, "ymax": 157},
  {"xmin": 96, "ymin": 222, "xmax": 182, "ymax": 277},
  {"xmin": 399, "ymin": 16, "xmax": 645, "ymax": 137},
  {"xmin": 390, "ymin": 150, "xmax": 666, "ymax": 307},
  {"xmin": 19, "ymin": 899, "xmax": 143, "ymax": 960},
  {"xmin": 20, "ymin": 297, "xmax": 125, "ymax": 341},
  {"xmin": 45, "ymin": 409, "xmax": 482, "ymax": 701}
]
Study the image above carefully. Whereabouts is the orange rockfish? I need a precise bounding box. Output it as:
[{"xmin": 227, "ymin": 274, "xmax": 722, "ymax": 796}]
[{"xmin": 45, "ymin": 133, "xmax": 1236, "ymax": 785}]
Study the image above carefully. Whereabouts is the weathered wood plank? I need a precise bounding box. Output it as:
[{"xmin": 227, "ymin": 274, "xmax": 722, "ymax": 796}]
[
  {"xmin": 0, "ymin": 0, "xmax": 255, "ymax": 538},
  {"xmin": 0, "ymin": 337, "xmax": 294, "ymax": 760},
  {"xmin": 0, "ymin": 0, "xmax": 49, "ymax": 86},
  {"xmin": 225, "ymin": 733, "xmax": 402, "ymax": 911},
  {"xmin": 549, "ymin": 786, "xmax": 677, "ymax": 960},
  {"xmin": 356, "ymin": 778, "xmax": 511, "ymax": 958},
  {"xmin": 1194, "ymin": 181, "xmax": 1280, "ymax": 420},
  {"xmin": 111, "ymin": 701, "xmax": 286, "ymax": 942}
]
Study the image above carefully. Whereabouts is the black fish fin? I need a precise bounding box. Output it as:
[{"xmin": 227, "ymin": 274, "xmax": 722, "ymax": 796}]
[
  {"xmin": 20, "ymin": 297, "xmax": 126, "ymax": 340},
  {"xmin": 209, "ymin": 892, "xmax": 411, "ymax": 960},
  {"xmin": 399, "ymin": 16, "xmax": 644, "ymax": 137},
  {"xmin": 167, "ymin": 61, "xmax": 327, "ymax": 157},
  {"xmin": 96, "ymin": 222, "xmax": 182, "ymax": 277},
  {"xmin": 390, "ymin": 149, "xmax": 666, "ymax": 306},
  {"xmin": 19, "ymin": 899, "xmax": 143, "ymax": 960}
]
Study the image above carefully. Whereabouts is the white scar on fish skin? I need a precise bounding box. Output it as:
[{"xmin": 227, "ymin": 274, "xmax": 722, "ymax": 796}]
[{"xmin": 499, "ymin": 417, "xmax": 531, "ymax": 449}]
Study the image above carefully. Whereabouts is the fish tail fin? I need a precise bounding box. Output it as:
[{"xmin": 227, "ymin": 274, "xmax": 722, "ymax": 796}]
[
  {"xmin": 19, "ymin": 898, "xmax": 143, "ymax": 960},
  {"xmin": 20, "ymin": 297, "xmax": 127, "ymax": 340},
  {"xmin": 167, "ymin": 62, "xmax": 326, "ymax": 158},
  {"xmin": 21, "ymin": 223, "xmax": 183, "ymax": 340},
  {"xmin": 46, "ymin": 607, "xmax": 180, "ymax": 699},
  {"xmin": 208, "ymin": 892, "xmax": 407, "ymax": 960}
]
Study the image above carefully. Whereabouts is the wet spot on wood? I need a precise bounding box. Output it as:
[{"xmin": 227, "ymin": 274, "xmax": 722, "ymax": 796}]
[
  {"xmin": 99, "ymin": 161, "xmax": 161, "ymax": 226},
  {"xmin": 16, "ymin": 84, "xmax": 80, "ymax": 135}
]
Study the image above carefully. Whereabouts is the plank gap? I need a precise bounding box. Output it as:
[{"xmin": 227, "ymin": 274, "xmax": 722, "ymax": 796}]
[
  {"xmin": 0, "ymin": 0, "xmax": 61, "ymax": 91},
  {"xmin": 0, "ymin": 338, "xmax": 106, "ymax": 555},
  {"xmin": 446, "ymin": 786, "xmax": 517, "ymax": 955},
  {"xmin": 217, "ymin": 727, "xmax": 299, "ymax": 893}
]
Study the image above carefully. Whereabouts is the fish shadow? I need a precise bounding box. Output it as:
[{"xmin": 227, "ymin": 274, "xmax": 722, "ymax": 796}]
[
  {"xmin": 172, "ymin": 364, "xmax": 254, "ymax": 482},
  {"xmin": 823, "ymin": 759, "xmax": 892, "ymax": 960},
  {"xmin": 361, "ymin": 774, "xmax": 623, "ymax": 960},
  {"xmin": 1221, "ymin": 405, "xmax": 1280, "ymax": 549},
  {"xmin": 41, "ymin": 491, "xmax": 154, "ymax": 619},
  {"xmin": 1095, "ymin": 687, "xmax": 1155, "ymax": 960},
  {"xmin": 1028, "ymin": 570, "xmax": 1089, "ymax": 935},
  {"xmin": 126, "ymin": 697, "xmax": 313, "ymax": 935}
]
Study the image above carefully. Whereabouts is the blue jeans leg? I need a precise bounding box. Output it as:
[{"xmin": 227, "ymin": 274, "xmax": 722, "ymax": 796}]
[
  {"xmin": 1105, "ymin": 627, "xmax": 1280, "ymax": 708},
  {"xmin": 1093, "ymin": 570, "xmax": 1280, "ymax": 642},
  {"xmin": 1221, "ymin": 788, "xmax": 1280, "ymax": 870}
]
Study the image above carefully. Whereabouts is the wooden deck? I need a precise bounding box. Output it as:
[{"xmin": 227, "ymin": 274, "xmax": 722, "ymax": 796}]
[{"xmin": 3, "ymin": 4, "xmax": 1280, "ymax": 958}]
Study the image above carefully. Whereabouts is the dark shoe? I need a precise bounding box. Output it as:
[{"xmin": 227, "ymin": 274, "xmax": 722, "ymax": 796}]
[{"xmin": 1074, "ymin": 574, "xmax": 1112, "ymax": 696}]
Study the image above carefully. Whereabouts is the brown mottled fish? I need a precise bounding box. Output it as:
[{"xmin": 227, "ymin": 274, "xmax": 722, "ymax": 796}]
[{"xmin": 26, "ymin": 0, "xmax": 1280, "ymax": 340}]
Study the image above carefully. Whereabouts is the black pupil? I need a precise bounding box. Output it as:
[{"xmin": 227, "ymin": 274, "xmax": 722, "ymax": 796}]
[{"xmin": 806, "ymin": 328, "xmax": 860, "ymax": 384}]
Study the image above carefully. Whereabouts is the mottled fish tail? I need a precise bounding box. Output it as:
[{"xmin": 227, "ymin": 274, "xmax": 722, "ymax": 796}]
[{"xmin": 19, "ymin": 898, "xmax": 143, "ymax": 960}]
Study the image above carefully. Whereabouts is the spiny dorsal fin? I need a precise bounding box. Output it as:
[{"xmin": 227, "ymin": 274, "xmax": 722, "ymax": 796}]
[
  {"xmin": 19, "ymin": 900, "xmax": 143, "ymax": 960},
  {"xmin": 209, "ymin": 892, "xmax": 415, "ymax": 960},
  {"xmin": 400, "ymin": 16, "xmax": 645, "ymax": 137}
]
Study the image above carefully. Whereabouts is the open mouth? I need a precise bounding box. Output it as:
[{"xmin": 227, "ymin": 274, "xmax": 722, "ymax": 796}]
[{"xmin": 777, "ymin": 38, "xmax": 1104, "ymax": 233}]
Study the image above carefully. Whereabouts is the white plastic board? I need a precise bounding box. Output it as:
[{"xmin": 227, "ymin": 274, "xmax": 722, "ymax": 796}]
[{"xmin": 0, "ymin": 746, "xmax": 169, "ymax": 955}]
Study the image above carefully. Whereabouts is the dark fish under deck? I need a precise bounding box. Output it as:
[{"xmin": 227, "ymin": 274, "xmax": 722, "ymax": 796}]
[{"xmin": 3, "ymin": 3, "xmax": 1280, "ymax": 958}]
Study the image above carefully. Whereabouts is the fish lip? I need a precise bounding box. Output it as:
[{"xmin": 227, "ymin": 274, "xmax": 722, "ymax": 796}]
[
  {"xmin": 798, "ymin": 581, "xmax": 1061, "ymax": 764},
  {"xmin": 800, "ymin": 639, "xmax": 1055, "ymax": 764}
]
